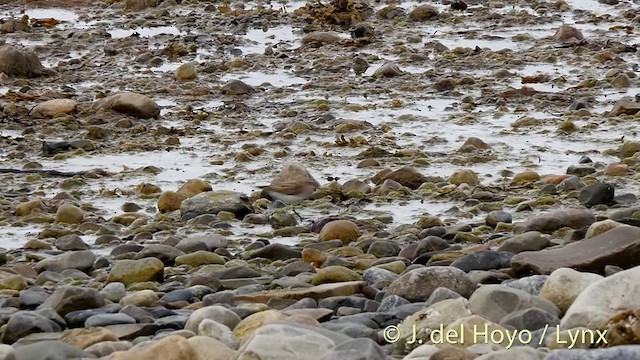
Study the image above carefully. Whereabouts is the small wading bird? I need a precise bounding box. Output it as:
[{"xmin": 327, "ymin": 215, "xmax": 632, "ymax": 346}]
[
  {"xmin": 259, "ymin": 162, "xmax": 320, "ymax": 204},
  {"xmin": 451, "ymin": 0, "xmax": 468, "ymax": 11}
]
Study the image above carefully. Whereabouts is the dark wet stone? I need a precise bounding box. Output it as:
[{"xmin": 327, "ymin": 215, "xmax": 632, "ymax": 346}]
[
  {"xmin": 578, "ymin": 155, "xmax": 593, "ymax": 163},
  {"xmin": 93, "ymin": 256, "xmax": 110, "ymax": 269},
  {"xmin": 557, "ymin": 175, "xmax": 586, "ymax": 191},
  {"xmin": 279, "ymin": 260, "xmax": 315, "ymax": 276},
  {"xmin": 102, "ymin": 323, "xmax": 160, "ymax": 340},
  {"xmin": 614, "ymin": 193, "xmax": 638, "ymax": 206},
  {"xmin": 110, "ymin": 244, "xmax": 144, "ymax": 257},
  {"xmin": 186, "ymin": 274, "xmax": 223, "ymax": 290},
  {"xmin": 1, "ymin": 311, "xmax": 62, "ymax": 344},
  {"xmin": 211, "ymin": 266, "xmax": 261, "ymax": 279},
  {"xmin": 85, "ymin": 313, "xmax": 136, "ymax": 327},
  {"xmin": 18, "ymin": 289, "xmax": 48, "ymax": 309},
  {"xmin": 54, "ymin": 235, "xmax": 89, "ymax": 251},
  {"xmin": 579, "ymin": 182, "xmax": 615, "ymax": 207},
  {"xmin": 499, "ymin": 307, "xmax": 560, "ymax": 331},
  {"xmin": 367, "ymin": 240, "xmax": 400, "ymax": 258},
  {"xmin": 377, "ymin": 167, "xmax": 428, "ymax": 189},
  {"xmin": 569, "ymin": 101, "xmax": 588, "ymax": 111},
  {"xmin": 566, "ymin": 165, "xmax": 596, "ymax": 176},
  {"xmin": 160, "ymin": 289, "xmax": 196, "ymax": 303},
  {"xmin": 450, "ymin": 250, "xmax": 513, "ymax": 272},
  {"xmin": 13, "ymin": 340, "xmax": 94, "ymax": 360},
  {"xmin": 203, "ymin": 290, "xmax": 236, "ymax": 307},
  {"xmin": 154, "ymin": 314, "xmax": 188, "ymax": 329},
  {"xmin": 38, "ymin": 286, "xmax": 106, "ymax": 317},
  {"xmin": 134, "ymin": 244, "xmax": 184, "ymax": 265},
  {"xmin": 318, "ymin": 296, "xmax": 368, "ymax": 311},
  {"xmin": 282, "ymin": 297, "xmax": 318, "ymax": 310},
  {"xmin": 511, "ymin": 225, "xmax": 640, "ymax": 275},
  {"xmin": 412, "ymin": 246, "xmax": 462, "ymax": 265},
  {"xmin": 249, "ymin": 243, "xmax": 301, "ymax": 261},
  {"xmin": 64, "ymin": 304, "xmax": 122, "ymax": 327},
  {"xmin": 119, "ymin": 305, "xmax": 155, "ymax": 323},
  {"xmin": 486, "ymin": 210, "xmax": 512, "ymax": 227}
]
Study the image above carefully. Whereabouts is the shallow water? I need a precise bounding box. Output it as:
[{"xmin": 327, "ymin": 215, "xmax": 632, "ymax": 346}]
[{"xmin": 0, "ymin": 0, "xmax": 639, "ymax": 251}]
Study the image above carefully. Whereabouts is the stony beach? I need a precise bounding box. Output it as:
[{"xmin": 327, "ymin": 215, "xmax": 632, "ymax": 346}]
[{"xmin": 0, "ymin": 0, "xmax": 640, "ymax": 359}]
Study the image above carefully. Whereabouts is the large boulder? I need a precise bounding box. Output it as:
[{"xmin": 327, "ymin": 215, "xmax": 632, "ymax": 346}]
[
  {"xmin": 0, "ymin": 45, "xmax": 51, "ymax": 77},
  {"xmin": 539, "ymin": 268, "xmax": 603, "ymax": 313},
  {"xmin": 511, "ymin": 225, "xmax": 640, "ymax": 275},
  {"xmin": 561, "ymin": 266, "xmax": 640, "ymax": 329},
  {"xmin": 93, "ymin": 92, "xmax": 160, "ymax": 119}
]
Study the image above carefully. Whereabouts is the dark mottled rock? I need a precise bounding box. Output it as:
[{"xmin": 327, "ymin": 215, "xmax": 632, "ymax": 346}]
[
  {"xmin": 450, "ymin": 250, "xmax": 512, "ymax": 272},
  {"xmin": 211, "ymin": 266, "xmax": 261, "ymax": 280},
  {"xmin": 134, "ymin": 244, "xmax": 184, "ymax": 265},
  {"xmin": 566, "ymin": 165, "xmax": 596, "ymax": 177},
  {"xmin": 486, "ymin": 211, "xmax": 512, "ymax": 227},
  {"xmin": 38, "ymin": 286, "xmax": 106, "ymax": 317},
  {"xmin": 1, "ymin": 311, "xmax": 62, "ymax": 344},
  {"xmin": 85, "ymin": 313, "xmax": 136, "ymax": 327},
  {"xmin": 385, "ymin": 266, "xmax": 474, "ymax": 302},
  {"xmin": 249, "ymin": 243, "xmax": 301, "ymax": 261},
  {"xmin": 511, "ymin": 225, "xmax": 640, "ymax": 275},
  {"xmin": 367, "ymin": 240, "xmax": 401, "ymax": 258},
  {"xmin": 579, "ymin": 182, "xmax": 615, "ymax": 207}
]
